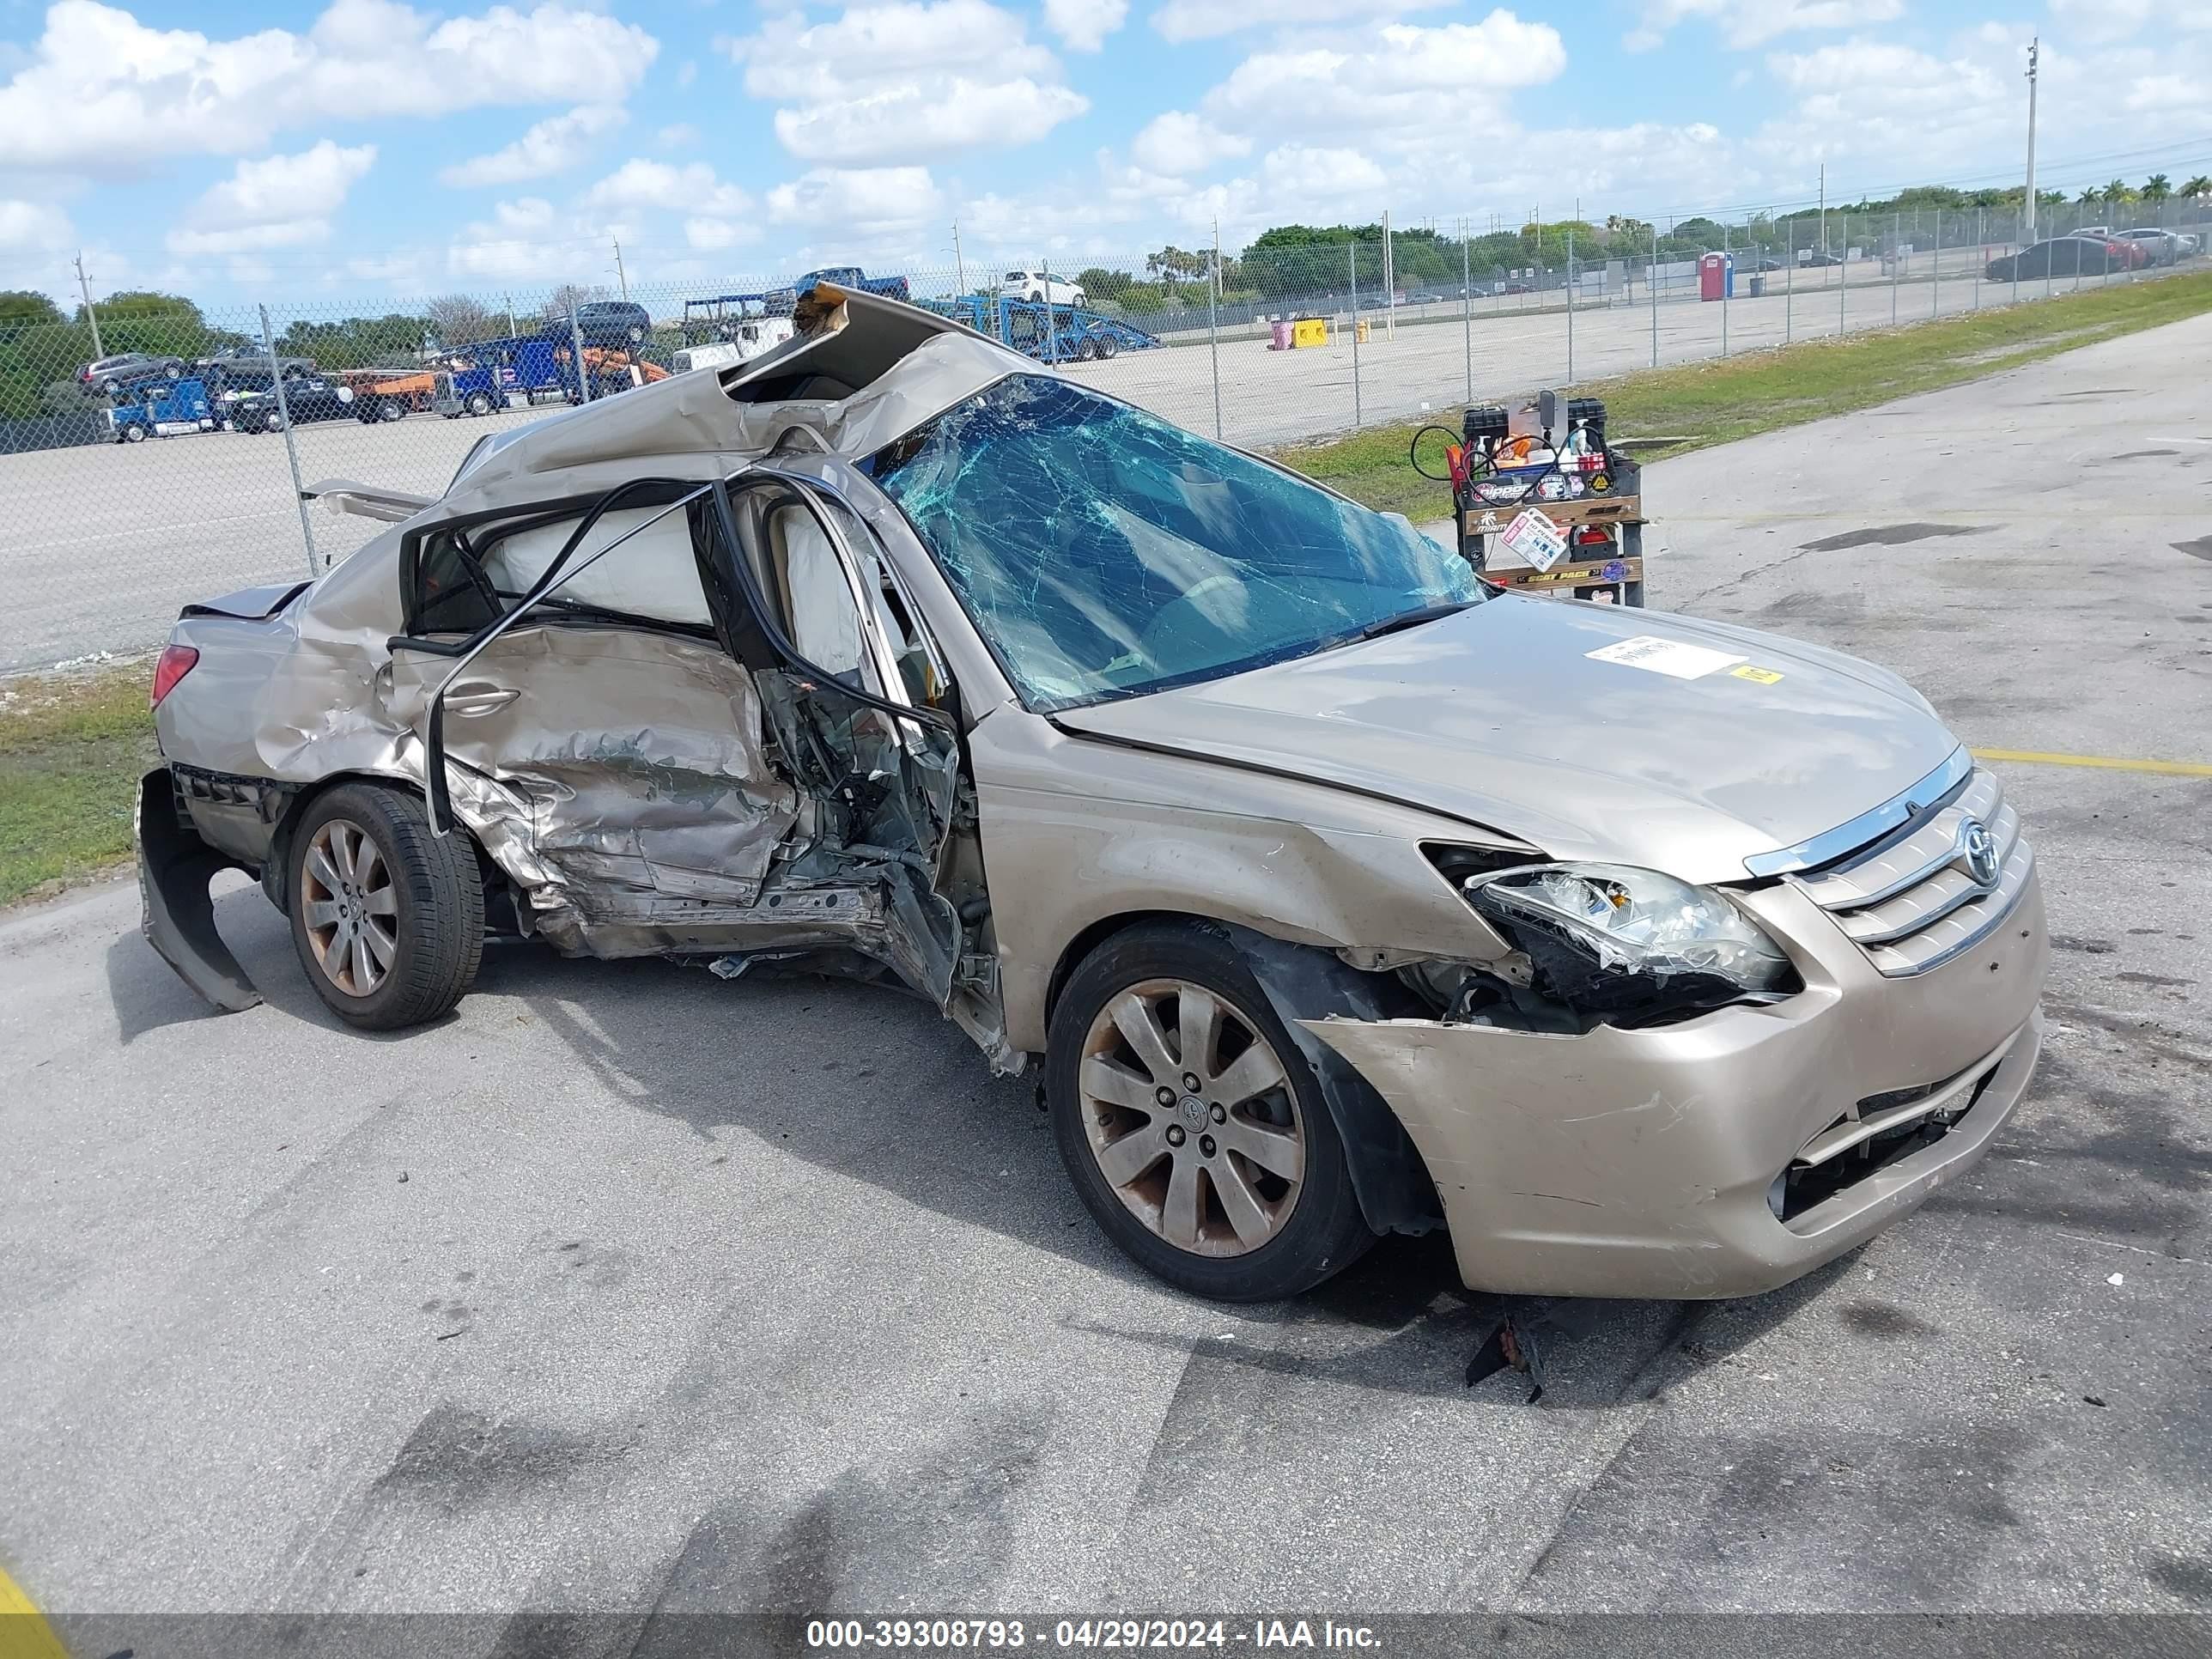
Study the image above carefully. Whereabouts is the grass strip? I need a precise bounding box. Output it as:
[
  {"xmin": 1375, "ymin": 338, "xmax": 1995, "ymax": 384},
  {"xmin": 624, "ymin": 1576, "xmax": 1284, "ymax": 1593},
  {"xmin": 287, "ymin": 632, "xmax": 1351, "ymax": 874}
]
[
  {"xmin": 0, "ymin": 662, "xmax": 157, "ymax": 906},
  {"xmin": 1276, "ymin": 269, "xmax": 2212, "ymax": 520}
]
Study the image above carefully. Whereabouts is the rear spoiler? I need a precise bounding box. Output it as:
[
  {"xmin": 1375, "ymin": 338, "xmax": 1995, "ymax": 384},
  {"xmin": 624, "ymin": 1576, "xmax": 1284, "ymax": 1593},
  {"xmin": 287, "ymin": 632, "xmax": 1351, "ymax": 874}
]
[{"xmin": 301, "ymin": 477, "xmax": 434, "ymax": 523}]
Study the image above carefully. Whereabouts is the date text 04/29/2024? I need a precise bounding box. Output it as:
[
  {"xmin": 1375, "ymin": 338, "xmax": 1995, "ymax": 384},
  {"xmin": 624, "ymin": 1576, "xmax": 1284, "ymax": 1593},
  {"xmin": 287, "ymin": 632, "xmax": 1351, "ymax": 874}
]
[{"xmin": 805, "ymin": 1620, "xmax": 1382, "ymax": 1650}]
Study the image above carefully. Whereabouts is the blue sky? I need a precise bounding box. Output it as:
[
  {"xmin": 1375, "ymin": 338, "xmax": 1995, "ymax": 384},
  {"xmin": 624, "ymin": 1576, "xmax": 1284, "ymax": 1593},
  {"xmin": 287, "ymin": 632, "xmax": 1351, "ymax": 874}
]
[{"xmin": 3, "ymin": 0, "xmax": 2209, "ymax": 312}]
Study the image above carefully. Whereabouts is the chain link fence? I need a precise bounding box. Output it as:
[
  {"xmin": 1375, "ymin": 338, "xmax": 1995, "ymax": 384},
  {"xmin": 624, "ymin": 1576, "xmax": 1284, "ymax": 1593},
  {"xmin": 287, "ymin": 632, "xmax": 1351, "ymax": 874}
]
[{"xmin": 3, "ymin": 197, "xmax": 2208, "ymax": 673}]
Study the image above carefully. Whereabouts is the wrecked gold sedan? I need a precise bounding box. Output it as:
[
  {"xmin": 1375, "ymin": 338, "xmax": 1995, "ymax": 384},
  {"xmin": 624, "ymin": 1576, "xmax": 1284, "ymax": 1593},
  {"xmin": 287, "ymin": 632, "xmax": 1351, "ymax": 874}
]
[{"xmin": 139, "ymin": 286, "xmax": 2047, "ymax": 1303}]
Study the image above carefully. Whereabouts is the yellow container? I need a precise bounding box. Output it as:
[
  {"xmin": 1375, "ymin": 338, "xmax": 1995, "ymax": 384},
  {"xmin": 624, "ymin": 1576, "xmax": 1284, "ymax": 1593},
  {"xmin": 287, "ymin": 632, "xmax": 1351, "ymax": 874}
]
[
  {"xmin": 1291, "ymin": 317, "xmax": 1330, "ymax": 349},
  {"xmin": 1354, "ymin": 319, "xmax": 1370, "ymax": 344}
]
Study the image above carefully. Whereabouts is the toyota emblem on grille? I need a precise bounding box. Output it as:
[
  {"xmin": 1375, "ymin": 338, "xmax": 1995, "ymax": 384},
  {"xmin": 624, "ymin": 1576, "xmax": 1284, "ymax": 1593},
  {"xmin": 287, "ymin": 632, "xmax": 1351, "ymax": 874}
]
[{"xmin": 1960, "ymin": 818, "xmax": 2000, "ymax": 887}]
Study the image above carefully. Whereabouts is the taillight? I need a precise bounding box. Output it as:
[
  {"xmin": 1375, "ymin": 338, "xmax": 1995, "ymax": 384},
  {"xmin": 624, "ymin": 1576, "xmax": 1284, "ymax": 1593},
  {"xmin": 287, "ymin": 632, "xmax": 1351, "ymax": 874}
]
[
  {"xmin": 1576, "ymin": 527, "xmax": 1612, "ymax": 545},
  {"xmin": 150, "ymin": 644, "xmax": 198, "ymax": 708}
]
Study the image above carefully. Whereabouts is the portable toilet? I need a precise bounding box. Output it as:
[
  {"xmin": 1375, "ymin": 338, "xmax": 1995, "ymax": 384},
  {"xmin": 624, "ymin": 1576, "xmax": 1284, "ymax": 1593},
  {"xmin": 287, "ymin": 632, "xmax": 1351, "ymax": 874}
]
[{"xmin": 1698, "ymin": 252, "xmax": 1735, "ymax": 301}]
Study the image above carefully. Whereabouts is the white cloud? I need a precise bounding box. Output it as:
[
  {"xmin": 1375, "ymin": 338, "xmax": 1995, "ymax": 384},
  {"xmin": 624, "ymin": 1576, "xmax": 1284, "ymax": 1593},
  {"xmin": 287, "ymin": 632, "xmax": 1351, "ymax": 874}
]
[
  {"xmin": 0, "ymin": 199, "xmax": 76, "ymax": 255},
  {"xmin": 1259, "ymin": 143, "xmax": 1388, "ymax": 204},
  {"xmin": 584, "ymin": 158, "xmax": 752, "ymax": 219},
  {"xmin": 766, "ymin": 167, "xmax": 945, "ymax": 240},
  {"xmin": 1, "ymin": 0, "xmax": 659, "ymax": 176},
  {"xmin": 723, "ymin": 1, "xmax": 1088, "ymax": 165},
  {"xmin": 1045, "ymin": 0, "xmax": 1128, "ymax": 51},
  {"xmin": 684, "ymin": 216, "xmax": 755, "ymax": 251},
  {"xmin": 1152, "ymin": 0, "xmax": 1451, "ymax": 45},
  {"xmin": 657, "ymin": 124, "xmax": 702, "ymax": 149},
  {"xmin": 167, "ymin": 140, "xmax": 376, "ymax": 254},
  {"xmin": 1625, "ymin": 0, "xmax": 1899, "ymax": 53},
  {"xmin": 1199, "ymin": 15, "xmax": 1568, "ymax": 149},
  {"xmin": 1131, "ymin": 112, "xmax": 1252, "ymax": 176},
  {"xmin": 438, "ymin": 106, "xmax": 625, "ymax": 188}
]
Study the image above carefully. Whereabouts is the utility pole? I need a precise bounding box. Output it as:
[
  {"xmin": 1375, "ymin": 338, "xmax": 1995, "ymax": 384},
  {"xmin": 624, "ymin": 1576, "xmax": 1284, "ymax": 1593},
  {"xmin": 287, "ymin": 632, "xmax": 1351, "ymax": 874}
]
[
  {"xmin": 1382, "ymin": 207, "xmax": 1395, "ymax": 340},
  {"xmin": 951, "ymin": 220, "xmax": 967, "ymax": 296},
  {"xmin": 1818, "ymin": 163, "xmax": 1826, "ymax": 255},
  {"xmin": 2023, "ymin": 39, "xmax": 2040, "ymax": 240},
  {"xmin": 611, "ymin": 237, "xmax": 629, "ymax": 301},
  {"xmin": 75, "ymin": 252, "xmax": 104, "ymax": 356},
  {"xmin": 504, "ymin": 292, "xmax": 518, "ymax": 337}
]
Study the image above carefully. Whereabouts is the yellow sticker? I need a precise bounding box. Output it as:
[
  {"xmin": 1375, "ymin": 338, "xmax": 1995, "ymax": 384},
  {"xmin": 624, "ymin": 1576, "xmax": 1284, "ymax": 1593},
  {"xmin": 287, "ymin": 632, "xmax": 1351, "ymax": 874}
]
[{"xmin": 1731, "ymin": 665, "xmax": 1784, "ymax": 684}]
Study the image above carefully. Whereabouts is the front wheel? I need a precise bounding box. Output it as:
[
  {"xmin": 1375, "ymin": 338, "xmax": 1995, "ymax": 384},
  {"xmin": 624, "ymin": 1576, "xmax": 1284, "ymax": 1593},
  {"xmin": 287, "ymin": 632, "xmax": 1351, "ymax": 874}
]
[
  {"xmin": 465, "ymin": 391, "xmax": 493, "ymax": 416},
  {"xmin": 289, "ymin": 783, "xmax": 483, "ymax": 1030},
  {"xmin": 1047, "ymin": 922, "xmax": 1373, "ymax": 1301},
  {"xmin": 377, "ymin": 398, "xmax": 404, "ymax": 422},
  {"xmin": 122, "ymin": 422, "xmax": 148, "ymax": 444}
]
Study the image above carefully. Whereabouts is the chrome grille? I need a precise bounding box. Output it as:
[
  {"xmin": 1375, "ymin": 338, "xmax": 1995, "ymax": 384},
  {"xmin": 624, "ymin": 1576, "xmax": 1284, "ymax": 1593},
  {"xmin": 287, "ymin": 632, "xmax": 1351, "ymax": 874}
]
[{"xmin": 1792, "ymin": 768, "xmax": 2034, "ymax": 975}]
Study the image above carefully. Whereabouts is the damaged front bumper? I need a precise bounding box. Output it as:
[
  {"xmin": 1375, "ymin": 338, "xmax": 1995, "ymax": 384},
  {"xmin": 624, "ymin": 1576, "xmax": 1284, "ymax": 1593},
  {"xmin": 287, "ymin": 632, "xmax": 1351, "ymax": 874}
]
[{"xmin": 1303, "ymin": 875, "xmax": 2050, "ymax": 1300}]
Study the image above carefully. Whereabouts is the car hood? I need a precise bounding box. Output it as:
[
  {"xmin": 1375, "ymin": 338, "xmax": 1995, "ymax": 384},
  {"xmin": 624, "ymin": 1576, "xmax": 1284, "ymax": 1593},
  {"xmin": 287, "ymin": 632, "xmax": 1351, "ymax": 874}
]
[{"xmin": 1052, "ymin": 595, "xmax": 1960, "ymax": 885}]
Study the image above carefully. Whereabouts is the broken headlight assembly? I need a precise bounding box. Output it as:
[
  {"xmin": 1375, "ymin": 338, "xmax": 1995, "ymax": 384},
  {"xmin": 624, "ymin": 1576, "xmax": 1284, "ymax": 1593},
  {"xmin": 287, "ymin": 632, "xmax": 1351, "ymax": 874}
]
[{"xmin": 1446, "ymin": 860, "xmax": 1801, "ymax": 1030}]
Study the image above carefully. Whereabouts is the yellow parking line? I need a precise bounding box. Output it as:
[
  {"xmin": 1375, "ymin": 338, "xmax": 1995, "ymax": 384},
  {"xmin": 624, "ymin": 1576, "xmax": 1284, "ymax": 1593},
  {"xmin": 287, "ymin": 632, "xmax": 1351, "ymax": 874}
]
[
  {"xmin": 1973, "ymin": 747, "xmax": 2212, "ymax": 778},
  {"xmin": 0, "ymin": 1567, "xmax": 67, "ymax": 1659}
]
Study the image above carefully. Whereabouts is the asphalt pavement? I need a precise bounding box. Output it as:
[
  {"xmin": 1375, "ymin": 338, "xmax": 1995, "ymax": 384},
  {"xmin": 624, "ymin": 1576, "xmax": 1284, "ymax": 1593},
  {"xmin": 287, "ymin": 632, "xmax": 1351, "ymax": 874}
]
[{"xmin": 1, "ymin": 314, "xmax": 2208, "ymax": 1644}]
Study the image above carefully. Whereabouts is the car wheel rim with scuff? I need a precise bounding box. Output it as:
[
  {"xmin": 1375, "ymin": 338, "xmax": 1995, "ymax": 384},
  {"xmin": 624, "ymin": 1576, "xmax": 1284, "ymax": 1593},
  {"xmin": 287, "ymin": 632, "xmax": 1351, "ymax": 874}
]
[
  {"xmin": 301, "ymin": 817, "xmax": 398, "ymax": 998},
  {"xmin": 1079, "ymin": 978, "xmax": 1306, "ymax": 1257}
]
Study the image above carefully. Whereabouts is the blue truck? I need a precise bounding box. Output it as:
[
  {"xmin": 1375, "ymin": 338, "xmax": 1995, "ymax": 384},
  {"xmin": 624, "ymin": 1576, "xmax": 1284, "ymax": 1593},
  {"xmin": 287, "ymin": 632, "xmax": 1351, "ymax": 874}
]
[
  {"xmin": 683, "ymin": 267, "xmax": 912, "ymax": 337},
  {"xmin": 923, "ymin": 295, "xmax": 1162, "ymax": 362},
  {"xmin": 106, "ymin": 377, "xmax": 217, "ymax": 443}
]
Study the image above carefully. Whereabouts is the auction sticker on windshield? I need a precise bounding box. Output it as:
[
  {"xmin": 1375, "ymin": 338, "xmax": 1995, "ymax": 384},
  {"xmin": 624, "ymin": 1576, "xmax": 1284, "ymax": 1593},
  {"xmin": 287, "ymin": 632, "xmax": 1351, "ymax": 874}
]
[{"xmin": 1585, "ymin": 635, "xmax": 1748, "ymax": 679}]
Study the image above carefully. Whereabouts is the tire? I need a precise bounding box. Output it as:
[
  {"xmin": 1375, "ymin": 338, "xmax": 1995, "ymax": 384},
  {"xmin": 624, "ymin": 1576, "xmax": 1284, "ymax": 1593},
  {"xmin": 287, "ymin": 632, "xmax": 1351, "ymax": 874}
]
[
  {"xmin": 1095, "ymin": 333, "xmax": 1118, "ymax": 359},
  {"xmin": 1028, "ymin": 290, "xmax": 1043, "ymax": 304},
  {"xmin": 1047, "ymin": 921, "xmax": 1375, "ymax": 1301},
  {"xmin": 625, "ymin": 324, "xmax": 645, "ymax": 344},
  {"xmin": 122, "ymin": 422, "xmax": 148, "ymax": 444},
  {"xmin": 288, "ymin": 782, "xmax": 483, "ymax": 1031},
  {"xmin": 465, "ymin": 391, "xmax": 493, "ymax": 416},
  {"xmin": 162, "ymin": 361, "xmax": 181, "ymax": 380},
  {"xmin": 1075, "ymin": 337, "xmax": 1099, "ymax": 362},
  {"xmin": 100, "ymin": 379, "xmax": 118, "ymax": 396},
  {"xmin": 378, "ymin": 398, "xmax": 404, "ymax": 422}
]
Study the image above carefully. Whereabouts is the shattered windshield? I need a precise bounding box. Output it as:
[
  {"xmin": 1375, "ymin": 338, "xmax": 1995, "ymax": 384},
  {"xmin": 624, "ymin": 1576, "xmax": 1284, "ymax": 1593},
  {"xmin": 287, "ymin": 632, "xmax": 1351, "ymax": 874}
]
[{"xmin": 871, "ymin": 374, "xmax": 1482, "ymax": 710}]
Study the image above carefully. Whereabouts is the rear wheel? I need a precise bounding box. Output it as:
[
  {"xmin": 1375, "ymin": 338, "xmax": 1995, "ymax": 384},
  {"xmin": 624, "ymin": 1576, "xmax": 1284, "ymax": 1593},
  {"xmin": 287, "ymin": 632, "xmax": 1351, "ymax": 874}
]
[
  {"xmin": 1096, "ymin": 333, "xmax": 1119, "ymax": 359},
  {"xmin": 1048, "ymin": 923, "xmax": 1373, "ymax": 1301},
  {"xmin": 379, "ymin": 398, "xmax": 404, "ymax": 422},
  {"xmin": 289, "ymin": 783, "xmax": 483, "ymax": 1030},
  {"xmin": 465, "ymin": 391, "xmax": 493, "ymax": 416}
]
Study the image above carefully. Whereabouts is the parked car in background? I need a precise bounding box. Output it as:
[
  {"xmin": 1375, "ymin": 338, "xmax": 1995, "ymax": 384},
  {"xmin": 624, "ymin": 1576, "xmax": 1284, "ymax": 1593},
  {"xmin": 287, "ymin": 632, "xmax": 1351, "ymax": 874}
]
[
  {"xmin": 1984, "ymin": 236, "xmax": 2141, "ymax": 282},
  {"xmin": 226, "ymin": 376, "xmax": 359, "ymax": 433},
  {"xmin": 79, "ymin": 353, "xmax": 184, "ymax": 396},
  {"xmin": 197, "ymin": 353, "xmax": 316, "ymax": 387},
  {"xmin": 2112, "ymin": 228, "xmax": 2191, "ymax": 264},
  {"xmin": 1797, "ymin": 250, "xmax": 1845, "ymax": 267},
  {"xmin": 572, "ymin": 301, "xmax": 653, "ymax": 348},
  {"xmin": 1001, "ymin": 269, "xmax": 1087, "ymax": 307},
  {"xmin": 137, "ymin": 286, "xmax": 2049, "ymax": 1307}
]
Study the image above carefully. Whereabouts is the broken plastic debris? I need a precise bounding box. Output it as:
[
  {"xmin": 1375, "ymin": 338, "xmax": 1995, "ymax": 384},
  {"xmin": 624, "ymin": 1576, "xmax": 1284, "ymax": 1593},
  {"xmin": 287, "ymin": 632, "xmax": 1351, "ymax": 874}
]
[{"xmin": 2106, "ymin": 1272, "xmax": 2124, "ymax": 1286}]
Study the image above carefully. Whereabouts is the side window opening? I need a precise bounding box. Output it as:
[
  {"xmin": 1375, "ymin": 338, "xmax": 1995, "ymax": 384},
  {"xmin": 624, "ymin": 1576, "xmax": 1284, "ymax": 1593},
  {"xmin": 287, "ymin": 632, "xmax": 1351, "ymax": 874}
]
[{"xmin": 404, "ymin": 493, "xmax": 720, "ymax": 640}]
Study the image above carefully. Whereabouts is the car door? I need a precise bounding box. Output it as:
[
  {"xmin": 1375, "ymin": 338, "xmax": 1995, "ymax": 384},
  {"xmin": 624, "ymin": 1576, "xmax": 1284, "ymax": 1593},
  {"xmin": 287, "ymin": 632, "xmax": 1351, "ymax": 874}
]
[
  {"xmin": 380, "ymin": 483, "xmax": 809, "ymax": 939},
  {"xmin": 384, "ymin": 473, "xmax": 973, "ymax": 1004}
]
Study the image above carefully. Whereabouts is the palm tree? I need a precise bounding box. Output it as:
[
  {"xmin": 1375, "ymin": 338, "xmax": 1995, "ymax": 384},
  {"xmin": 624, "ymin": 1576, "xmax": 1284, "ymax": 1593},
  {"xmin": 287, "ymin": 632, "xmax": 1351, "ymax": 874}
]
[
  {"xmin": 2105, "ymin": 178, "xmax": 2138, "ymax": 204},
  {"xmin": 2142, "ymin": 173, "xmax": 2172, "ymax": 202},
  {"xmin": 2076, "ymin": 185, "xmax": 2101, "ymax": 205},
  {"xmin": 2181, "ymin": 175, "xmax": 2211, "ymax": 200}
]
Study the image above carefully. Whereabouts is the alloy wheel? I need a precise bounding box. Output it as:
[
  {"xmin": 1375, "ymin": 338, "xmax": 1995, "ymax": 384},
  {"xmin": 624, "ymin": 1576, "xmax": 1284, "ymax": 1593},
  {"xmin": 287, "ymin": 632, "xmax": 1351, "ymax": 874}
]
[
  {"xmin": 301, "ymin": 817, "xmax": 398, "ymax": 998},
  {"xmin": 1078, "ymin": 978, "xmax": 1306, "ymax": 1256}
]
